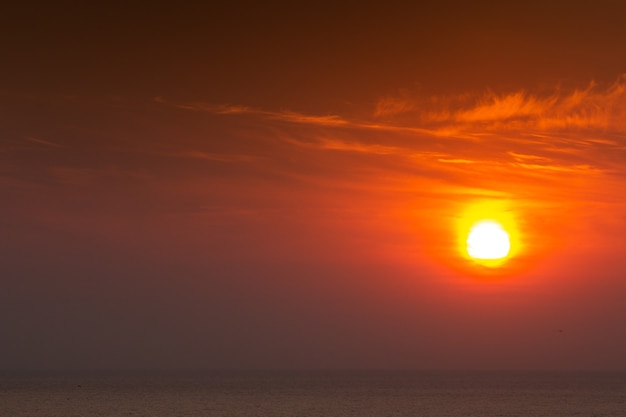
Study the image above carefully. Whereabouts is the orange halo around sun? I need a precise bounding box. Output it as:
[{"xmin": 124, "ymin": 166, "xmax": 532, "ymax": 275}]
[{"xmin": 456, "ymin": 200, "xmax": 520, "ymax": 270}]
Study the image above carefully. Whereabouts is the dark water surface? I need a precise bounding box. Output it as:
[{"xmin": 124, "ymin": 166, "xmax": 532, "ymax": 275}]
[{"xmin": 1, "ymin": 370, "xmax": 625, "ymax": 416}]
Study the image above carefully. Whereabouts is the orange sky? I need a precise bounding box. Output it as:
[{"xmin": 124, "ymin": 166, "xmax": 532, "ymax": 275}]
[{"xmin": 1, "ymin": 1, "xmax": 626, "ymax": 371}]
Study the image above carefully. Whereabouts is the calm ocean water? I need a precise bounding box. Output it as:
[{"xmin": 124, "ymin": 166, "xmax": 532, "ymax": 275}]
[{"xmin": 1, "ymin": 370, "xmax": 624, "ymax": 416}]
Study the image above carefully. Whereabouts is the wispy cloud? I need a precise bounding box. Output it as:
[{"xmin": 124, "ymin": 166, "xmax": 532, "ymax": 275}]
[
  {"xmin": 23, "ymin": 136, "xmax": 65, "ymax": 148},
  {"xmin": 379, "ymin": 76, "xmax": 626, "ymax": 135},
  {"xmin": 147, "ymin": 78, "xmax": 626, "ymax": 210},
  {"xmin": 374, "ymin": 91, "xmax": 418, "ymax": 118},
  {"xmin": 437, "ymin": 158, "xmax": 476, "ymax": 164},
  {"xmin": 160, "ymin": 99, "xmax": 349, "ymax": 127},
  {"xmin": 283, "ymin": 136, "xmax": 406, "ymax": 156}
]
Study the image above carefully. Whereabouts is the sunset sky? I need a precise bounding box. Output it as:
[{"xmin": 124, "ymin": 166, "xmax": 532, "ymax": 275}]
[{"xmin": 2, "ymin": 1, "xmax": 626, "ymax": 371}]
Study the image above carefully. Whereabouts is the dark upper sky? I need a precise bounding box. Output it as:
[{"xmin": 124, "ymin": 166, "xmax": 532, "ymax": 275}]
[
  {"xmin": 4, "ymin": 1, "xmax": 626, "ymax": 104},
  {"xmin": 2, "ymin": 1, "xmax": 626, "ymax": 371}
]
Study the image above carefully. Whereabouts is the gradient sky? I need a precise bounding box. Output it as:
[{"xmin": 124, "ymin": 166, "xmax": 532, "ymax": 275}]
[{"xmin": 2, "ymin": 1, "xmax": 626, "ymax": 371}]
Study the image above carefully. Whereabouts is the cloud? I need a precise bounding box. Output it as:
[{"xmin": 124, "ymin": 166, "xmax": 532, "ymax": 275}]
[
  {"xmin": 160, "ymin": 99, "xmax": 349, "ymax": 127},
  {"xmin": 147, "ymin": 78, "xmax": 626, "ymax": 211},
  {"xmin": 374, "ymin": 91, "xmax": 418, "ymax": 118},
  {"xmin": 23, "ymin": 136, "xmax": 65, "ymax": 148},
  {"xmin": 283, "ymin": 136, "xmax": 406, "ymax": 156},
  {"xmin": 454, "ymin": 92, "xmax": 556, "ymax": 123},
  {"xmin": 160, "ymin": 76, "xmax": 626, "ymax": 152},
  {"xmin": 383, "ymin": 76, "xmax": 626, "ymax": 135},
  {"xmin": 507, "ymin": 152, "xmax": 552, "ymax": 162},
  {"xmin": 437, "ymin": 158, "xmax": 476, "ymax": 164}
]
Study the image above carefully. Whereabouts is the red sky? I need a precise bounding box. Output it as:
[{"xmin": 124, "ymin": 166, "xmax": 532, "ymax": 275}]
[{"xmin": 2, "ymin": 1, "xmax": 626, "ymax": 371}]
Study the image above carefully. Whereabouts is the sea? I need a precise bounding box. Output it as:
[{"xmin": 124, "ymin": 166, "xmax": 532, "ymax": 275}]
[{"xmin": 1, "ymin": 370, "xmax": 624, "ymax": 416}]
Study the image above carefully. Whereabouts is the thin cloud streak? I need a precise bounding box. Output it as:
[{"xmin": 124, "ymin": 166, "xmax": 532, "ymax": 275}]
[
  {"xmin": 23, "ymin": 136, "xmax": 65, "ymax": 148},
  {"xmin": 162, "ymin": 100, "xmax": 350, "ymax": 127}
]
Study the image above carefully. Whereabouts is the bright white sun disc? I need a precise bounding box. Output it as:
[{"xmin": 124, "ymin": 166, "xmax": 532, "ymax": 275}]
[{"xmin": 466, "ymin": 220, "xmax": 510, "ymax": 260}]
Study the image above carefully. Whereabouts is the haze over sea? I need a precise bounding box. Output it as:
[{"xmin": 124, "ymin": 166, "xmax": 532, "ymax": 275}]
[{"xmin": 1, "ymin": 370, "xmax": 625, "ymax": 416}]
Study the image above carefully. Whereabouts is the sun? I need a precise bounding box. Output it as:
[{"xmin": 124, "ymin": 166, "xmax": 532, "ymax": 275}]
[
  {"xmin": 454, "ymin": 200, "xmax": 521, "ymax": 272},
  {"xmin": 466, "ymin": 220, "xmax": 511, "ymax": 261}
]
